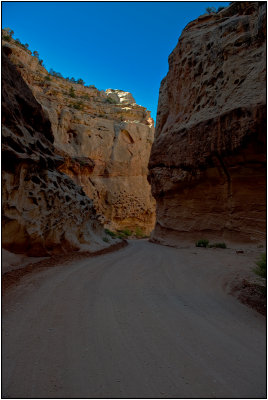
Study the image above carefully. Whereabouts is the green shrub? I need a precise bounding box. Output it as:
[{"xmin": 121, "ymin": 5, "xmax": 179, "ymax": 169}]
[
  {"xmin": 106, "ymin": 97, "xmax": 117, "ymax": 104},
  {"xmin": 69, "ymin": 87, "xmax": 76, "ymax": 98},
  {"xmin": 206, "ymin": 7, "xmax": 216, "ymax": 14},
  {"xmin": 254, "ymin": 253, "xmax": 266, "ymax": 279},
  {"xmin": 135, "ymin": 227, "xmax": 147, "ymax": 238},
  {"xmin": 102, "ymin": 237, "xmax": 109, "ymax": 243},
  {"xmin": 104, "ymin": 229, "xmax": 117, "ymax": 238},
  {"xmin": 116, "ymin": 232, "xmax": 126, "ymax": 239},
  {"xmin": 72, "ymin": 101, "xmax": 84, "ymax": 110},
  {"xmin": 209, "ymin": 242, "xmax": 227, "ymax": 249},
  {"xmin": 196, "ymin": 239, "xmax": 209, "ymax": 248},
  {"xmin": 3, "ymin": 35, "xmax": 11, "ymax": 42},
  {"xmin": 44, "ymin": 75, "xmax": 51, "ymax": 81},
  {"xmin": 120, "ymin": 229, "xmax": 132, "ymax": 236},
  {"xmin": 49, "ymin": 68, "xmax": 63, "ymax": 79}
]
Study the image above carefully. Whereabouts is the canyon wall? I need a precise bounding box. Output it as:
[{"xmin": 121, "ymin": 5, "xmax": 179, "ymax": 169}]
[
  {"xmin": 3, "ymin": 38, "xmax": 155, "ymax": 235},
  {"xmin": 2, "ymin": 47, "xmax": 107, "ymax": 256},
  {"xmin": 149, "ymin": 2, "xmax": 266, "ymax": 246}
]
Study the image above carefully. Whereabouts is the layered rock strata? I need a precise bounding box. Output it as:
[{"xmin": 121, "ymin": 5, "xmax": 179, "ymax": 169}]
[
  {"xmin": 2, "ymin": 47, "xmax": 107, "ymax": 256},
  {"xmin": 149, "ymin": 2, "xmax": 266, "ymax": 245},
  {"xmin": 3, "ymin": 38, "xmax": 155, "ymax": 234}
]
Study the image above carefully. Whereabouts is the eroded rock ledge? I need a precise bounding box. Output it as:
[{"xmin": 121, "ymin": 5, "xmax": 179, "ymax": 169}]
[
  {"xmin": 149, "ymin": 2, "xmax": 266, "ymax": 246},
  {"xmin": 2, "ymin": 48, "xmax": 107, "ymax": 256}
]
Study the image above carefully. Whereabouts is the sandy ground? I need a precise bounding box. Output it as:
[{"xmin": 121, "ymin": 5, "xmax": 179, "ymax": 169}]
[
  {"xmin": 2, "ymin": 240, "xmax": 266, "ymax": 398},
  {"xmin": 2, "ymin": 249, "xmax": 47, "ymax": 274}
]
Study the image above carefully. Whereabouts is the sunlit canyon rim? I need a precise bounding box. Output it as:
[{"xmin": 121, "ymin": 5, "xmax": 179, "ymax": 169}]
[{"xmin": 2, "ymin": 35, "xmax": 155, "ymax": 257}]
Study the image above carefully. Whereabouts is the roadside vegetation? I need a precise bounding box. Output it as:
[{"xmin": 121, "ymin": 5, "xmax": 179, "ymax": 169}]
[
  {"xmin": 195, "ymin": 239, "xmax": 227, "ymax": 248},
  {"xmin": 254, "ymin": 253, "xmax": 266, "ymax": 279},
  {"xmin": 104, "ymin": 228, "xmax": 148, "ymax": 241}
]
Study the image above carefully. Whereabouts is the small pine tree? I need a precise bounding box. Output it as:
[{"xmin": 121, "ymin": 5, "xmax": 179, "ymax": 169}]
[
  {"xmin": 77, "ymin": 78, "xmax": 85, "ymax": 85},
  {"xmin": 33, "ymin": 50, "xmax": 39, "ymax": 59}
]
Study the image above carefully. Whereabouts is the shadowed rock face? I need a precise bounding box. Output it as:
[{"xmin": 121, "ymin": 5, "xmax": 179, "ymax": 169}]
[
  {"xmin": 2, "ymin": 48, "xmax": 105, "ymax": 256},
  {"xmin": 149, "ymin": 2, "xmax": 266, "ymax": 246},
  {"xmin": 3, "ymin": 40, "xmax": 155, "ymax": 235}
]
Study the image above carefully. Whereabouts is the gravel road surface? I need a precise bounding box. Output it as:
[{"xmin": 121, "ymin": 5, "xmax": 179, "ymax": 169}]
[{"xmin": 2, "ymin": 240, "xmax": 266, "ymax": 398}]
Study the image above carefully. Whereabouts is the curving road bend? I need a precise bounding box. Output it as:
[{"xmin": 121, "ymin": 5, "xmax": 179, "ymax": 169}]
[{"xmin": 2, "ymin": 240, "xmax": 266, "ymax": 398}]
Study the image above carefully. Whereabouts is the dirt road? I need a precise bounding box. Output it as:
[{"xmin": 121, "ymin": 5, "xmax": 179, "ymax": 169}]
[{"xmin": 2, "ymin": 240, "xmax": 266, "ymax": 398}]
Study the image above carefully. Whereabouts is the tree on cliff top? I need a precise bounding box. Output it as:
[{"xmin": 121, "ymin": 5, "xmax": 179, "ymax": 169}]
[
  {"xmin": 3, "ymin": 27, "xmax": 14, "ymax": 37},
  {"xmin": 77, "ymin": 78, "xmax": 85, "ymax": 85},
  {"xmin": 206, "ymin": 7, "xmax": 216, "ymax": 13}
]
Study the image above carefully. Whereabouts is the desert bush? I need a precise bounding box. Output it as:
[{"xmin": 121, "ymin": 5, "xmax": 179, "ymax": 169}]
[
  {"xmin": 49, "ymin": 68, "xmax": 63, "ymax": 79},
  {"xmin": 72, "ymin": 101, "xmax": 84, "ymax": 110},
  {"xmin": 118, "ymin": 229, "xmax": 132, "ymax": 237},
  {"xmin": 135, "ymin": 227, "xmax": 147, "ymax": 238},
  {"xmin": 116, "ymin": 232, "xmax": 126, "ymax": 239},
  {"xmin": 69, "ymin": 87, "xmax": 76, "ymax": 98},
  {"xmin": 102, "ymin": 237, "xmax": 109, "ymax": 243},
  {"xmin": 106, "ymin": 97, "xmax": 117, "ymax": 104},
  {"xmin": 3, "ymin": 35, "xmax": 11, "ymax": 41},
  {"xmin": 77, "ymin": 78, "xmax": 85, "ymax": 85},
  {"xmin": 209, "ymin": 242, "xmax": 227, "ymax": 249},
  {"xmin": 196, "ymin": 239, "xmax": 209, "ymax": 248},
  {"xmin": 254, "ymin": 253, "xmax": 266, "ymax": 279},
  {"xmin": 44, "ymin": 75, "xmax": 51, "ymax": 81},
  {"xmin": 206, "ymin": 7, "xmax": 216, "ymax": 13},
  {"xmin": 33, "ymin": 50, "xmax": 39, "ymax": 58},
  {"xmin": 104, "ymin": 229, "xmax": 117, "ymax": 238}
]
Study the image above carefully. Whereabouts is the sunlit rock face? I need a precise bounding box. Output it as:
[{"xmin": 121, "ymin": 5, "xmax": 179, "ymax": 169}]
[
  {"xmin": 2, "ymin": 47, "xmax": 106, "ymax": 256},
  {"xmin": 3, "ymin": 37, "xmax": 156, "ymax": 235},
  {"xmin": 149, "ymin": 2, "xmax": 266, "ymax": 246}
]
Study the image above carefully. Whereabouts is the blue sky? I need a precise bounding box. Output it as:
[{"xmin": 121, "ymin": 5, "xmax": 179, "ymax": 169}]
[{"xmin": 2, "ymin": 1, "xmax": 229, "ymax": 121}]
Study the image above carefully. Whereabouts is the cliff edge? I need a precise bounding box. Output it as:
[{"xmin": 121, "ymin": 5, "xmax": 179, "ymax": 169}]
[
  {"xmin": 149, "ymin": 2, "xmax": 266, "ymax": 246},
  {"xmin": 2, "ymin": 37, "xmax": 155, "ymax": 235}
]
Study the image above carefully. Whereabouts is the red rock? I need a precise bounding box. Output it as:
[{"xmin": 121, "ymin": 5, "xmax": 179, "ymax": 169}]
[{"xmin": 149, "ymin": 2, "xmax": 266, "ymax": 246}]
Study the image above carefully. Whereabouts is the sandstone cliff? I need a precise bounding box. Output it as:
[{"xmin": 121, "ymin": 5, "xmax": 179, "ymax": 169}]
[
  {"xmin": 3, "ymin": 37, "xmax": 155, "ymax": 235},
  {"xmin": 2, "ymin": 46, "xmax": 109, "ymax": 256},
  {"xmin": 149, "ymin": 2, "xmax": 266, "ymax": 246}
]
